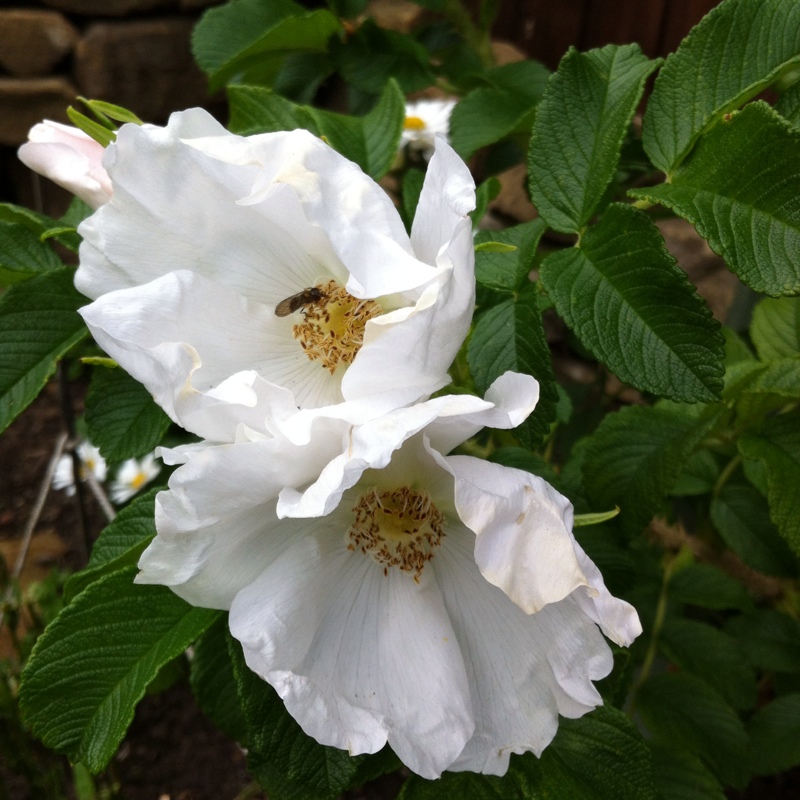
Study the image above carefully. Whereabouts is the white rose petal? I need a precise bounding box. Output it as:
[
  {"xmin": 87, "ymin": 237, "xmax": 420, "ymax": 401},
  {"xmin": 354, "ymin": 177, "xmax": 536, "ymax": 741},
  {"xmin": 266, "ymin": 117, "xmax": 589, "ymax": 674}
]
[
  {"xmin": 77, "ymin": 110, "xmax": 476, "ymax": 440},
  {"xmin": 138, "ymin": 378, "xmax": 641, "ymax": 778}
]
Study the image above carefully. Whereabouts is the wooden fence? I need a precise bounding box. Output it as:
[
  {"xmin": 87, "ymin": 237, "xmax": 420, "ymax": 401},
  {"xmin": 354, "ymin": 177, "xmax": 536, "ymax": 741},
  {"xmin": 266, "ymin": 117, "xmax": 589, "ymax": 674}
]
[{"xmin": 490, "ymin": 0, "xmax": 723, "ymax": 67}]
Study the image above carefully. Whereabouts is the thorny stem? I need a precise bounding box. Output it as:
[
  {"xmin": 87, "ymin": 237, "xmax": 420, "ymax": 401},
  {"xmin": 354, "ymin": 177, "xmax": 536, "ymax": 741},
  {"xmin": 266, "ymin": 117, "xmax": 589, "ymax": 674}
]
[
  {"xmin": 627, "ymin": 552, "xmax": 678, "ymax": 715},
  {"xmin": 58, "ymin": 361, "xmax": 92, "ymax": 562},
  {"xmin": 0, "ymin": 432, "xmax": 69, "ymax": 626}
]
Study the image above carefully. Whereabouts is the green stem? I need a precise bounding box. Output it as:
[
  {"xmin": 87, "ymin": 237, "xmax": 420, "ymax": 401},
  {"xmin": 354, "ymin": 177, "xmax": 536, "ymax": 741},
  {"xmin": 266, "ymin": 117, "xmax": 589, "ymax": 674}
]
[
  {"xmin": 442, "ymin": 0, "xmax": 495, "ymax": 68},
  {"xmin": 713, "ymin": 453, "xmax": 742, "ymax": 498},
  {"xmin": 627, "ymin": 555, "xmax": 676, "ymax": 715}
]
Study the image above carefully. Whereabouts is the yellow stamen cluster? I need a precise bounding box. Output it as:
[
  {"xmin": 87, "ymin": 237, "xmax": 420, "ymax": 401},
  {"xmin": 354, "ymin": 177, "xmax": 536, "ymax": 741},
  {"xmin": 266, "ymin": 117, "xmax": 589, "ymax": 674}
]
[
  {"xmin": 347, "ymin": 487, "xmax": 445, "ymax": 581},
  {"xmin": 293, "ymin": 280, "xmax": 381, "ymax": 374}
]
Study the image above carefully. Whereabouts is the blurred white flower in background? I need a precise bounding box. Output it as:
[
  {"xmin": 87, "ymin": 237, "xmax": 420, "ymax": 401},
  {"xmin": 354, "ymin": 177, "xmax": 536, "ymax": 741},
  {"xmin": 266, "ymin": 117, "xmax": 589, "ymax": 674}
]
[
  {"xmin": 401, "ymin": 98, "xmax": 457, "ymax": 159},
  {"xmin": 110, "ymin": 452, "xmax": 161, "ymax": 504},
  {"xmin": 18, "ymin": 121, "xmax": 112, "ymax": 209},
  {"xmin": 52, "ymin": 441, "xmax": 107, "ymax": 496},
  {"xmin": 77, "ymin": 109, "xmax": 476, "ymax": 444},
  {"xmin": 136, "ymin": 373, "xmax": 641, "ymax": 778}
]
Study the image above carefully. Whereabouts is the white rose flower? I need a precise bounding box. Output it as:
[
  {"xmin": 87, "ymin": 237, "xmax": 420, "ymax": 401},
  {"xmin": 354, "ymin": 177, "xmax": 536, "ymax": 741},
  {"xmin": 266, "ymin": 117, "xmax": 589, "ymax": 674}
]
[
  {"xmin": 77, "ymin": 109, "xmax": 476, "ymax": 442},
  {"xmin": 136, "ymin": 373, "xmax": 641, "ymax": 778},
  {"xmin": 18, "ymin": 121, "xmax": 113, "ymax": 209},
  {"xmin": 401, "ymin": 98, "xmax": 458, "ymax": 160},
  {"xmin": 110, "ymin": 451, "xmax": 161, "ymax": 504},
  {"xmin": 52, "ymin": 441, "xmax": 107, "ymax": 496}
]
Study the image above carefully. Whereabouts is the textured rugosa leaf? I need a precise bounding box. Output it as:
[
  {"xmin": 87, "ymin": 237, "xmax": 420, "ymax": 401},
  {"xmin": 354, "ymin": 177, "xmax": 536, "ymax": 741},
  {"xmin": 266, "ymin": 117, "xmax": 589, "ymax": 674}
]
[
  {"xmin": 85, "ymin": 367, "xmax": 171, "ymax": 463},
  {"xmin": 467, "ymin": 284, "xmax": 557, "ymax": 448},
  {"xmin": 583, "ymin": 405, "xmax": 716, "ymax": 537},
  {"xmin": 747, "ymin": 694, "xmax": 800, "ymax": 775},
  {"xmin": 750, "ymin": 296, "xmax": 800, "ymax": 359},
  {"xmin": 450, "ymin": 61, "xmax": 549, "ymax": 159},
  {"xmin": 633, "ymin": 103, "xmax": 800, "ymax": 296},
  {"xmin": 540, "ymin": 204, "xmax": 724, "ymax": 401},
  {"xmin": 637, "ymin": 673, "xmax": 749, "ymax": 789},
  {"xmin": 400, "ymin": 707, "xmax": 655, "ymax": 799},
  {"xmin": 192, "ymin": 0, "xmax": 341, "ymax": 91},
  {"xmin": 0, "ymin": 220, "xmax": 62, "ymax": 285},
  {"xmin": 64, "ymin": 489, "xmax": 159, "ymax": 601},
  {"xmin": 642, "ymin": 0, "xmax": 800, "ymax": 174},
  {"xmin": 738, "ymin": 412, "xmax": 800, "ymax": 556},
  {"xmin": 19, "ymin": 567, "xmax": 218, "ymax": 772},
  {"xmin": 0, "ymin": 267, "xmax": 88, "ymax": 435},
  {"xmin": 528, "ymin": 44, "xmax": 658, "ymax": 233}
]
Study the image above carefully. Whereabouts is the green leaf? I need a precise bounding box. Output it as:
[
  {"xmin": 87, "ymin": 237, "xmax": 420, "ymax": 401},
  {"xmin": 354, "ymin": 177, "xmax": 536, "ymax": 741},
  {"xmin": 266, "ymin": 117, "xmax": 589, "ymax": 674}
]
[
  {"xmin": 541, "ymin": 204, "xmax": 724, "ymax": 401},
  {"xmin": 747, "ymin": 694, "xmax": 800, "ymax": 775},
  {"xmin": 642, "ymin": 0, "xmax": 800, "ymax": 175},
  {"xmin": 529, "ymin": 45, "xmax": 658, "ymax": 232},
  {"xmin": 537, "ymin": 707, "xmax": 656, "ymax": 800},
  {"xmin": 473, "ymin": 219, "xmax": 545, "ymax": 294},
  {"xmin": 637, "ymin": 673, "xmax": 749, "ymax": 789},
  {"xmin": 751, "ymin": 296, "xmax": 800, "ymax": 359},
  {"xmin": 711, "ymin": 483, "xmax": 797, "ymax": 577},
  {"xmin": 192, "ymin": 0, "xmax": 341, "ymax": 91},
  {"xmin": 19, "ymin": 567, "xmax": 218, "ymax": 772},
  {"xmin": 583, "ymin": 404, "xmax": 717, "ymax": 537},
  {"xmin": 0, "ymin": 268, "xmax": 88, "ymax": 435},
  {"xmin": 649, "ymin": 744, "xmax": 727, "ymax": 800},
  {"xmin": 190, "ymin": 615, "xmax": 249, "ymax": 744},
  {"xmin": 0, "ymin": 220, "xmax": 62, "ymax": 285},
  {"xmin": 227, "ymin": 84, "xmax": 314, "ymax": 135},
  {"xmin": 308, "ymin": 79, "xmax": 405, "ymax": 179},
  {"xmin": 331, "ymin": 19, "xmax": 435, "ymax": 95},
  {"xmin": 450, "ymin": 61, "xmax": 549, "ymax": 159},
  {"xmin": 228, "ymin": 80, "xmax": 404, "ymax": 180},
  {"xmin": 633, "ymin": 102, "xmax": 800, "ymax": 296},
  {"xmin": 725, "ymin": 610, "xmax": 800, "ymax": 673},
  {"xmin": 470, "ymin": 176, "xmax": 501, "ymax": 229},
  {"xmin": 398, "ymin": 756, "xmax": 535, "ymax": 800},
  {"xmin": 64, "ymin": 489, "xmax": 159, "ymax": 601},
  {"xmin": 776, "ymin": 79, "xmax": 800, "ymax": 126},
  {"xmin": 738, "ymin": 412, "xmax": 800, "ymax": 556},
  {"xmin": 671, "ymin": 450, "xmax": 719, "ymax": 496},
  {"xmin": 467, "ymin": 283, "xmax": 557, "ymax": 448},
  {"xmin": 401, "ymin": 167, "xmax": 425, "ymax": 231},
  {"xmin": 669, "ymin": 563, "xmax": 753, "ymax": 611},
  {"xmin": 659, "ymin": 618, "xmax": 757, "ymax": 710},
  {"xmin": 85, "ymin": 367, "xmax": 171, "ymax": 463}
]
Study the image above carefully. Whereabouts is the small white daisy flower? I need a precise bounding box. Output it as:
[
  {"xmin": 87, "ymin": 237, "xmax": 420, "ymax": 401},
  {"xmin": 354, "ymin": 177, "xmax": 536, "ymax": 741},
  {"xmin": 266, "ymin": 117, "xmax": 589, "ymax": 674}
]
[
  {"xmin": 110, "ymin": 452, "xmax": 161, "ymax": 504},
  {"xmin": 52, "ymin": 441, "xmax": 107, "ymax": 496},
  {"xmin": 401, "ymin": 98, "xmax": 457, "ymax": 159}
]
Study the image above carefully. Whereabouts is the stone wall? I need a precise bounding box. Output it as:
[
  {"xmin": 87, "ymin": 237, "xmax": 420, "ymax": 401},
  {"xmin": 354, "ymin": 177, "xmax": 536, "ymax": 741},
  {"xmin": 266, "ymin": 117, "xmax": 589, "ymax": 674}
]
[{"xmin": 1, "ymin": 0, "xmax": 224, "ymax": 210}]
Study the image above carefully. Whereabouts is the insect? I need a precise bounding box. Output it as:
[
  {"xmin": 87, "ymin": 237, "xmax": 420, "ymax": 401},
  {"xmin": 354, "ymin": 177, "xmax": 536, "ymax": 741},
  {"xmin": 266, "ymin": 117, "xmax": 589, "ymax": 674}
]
[{"xmin": 274, "ymin": 287, "xmax": 326, "ymax": 317}]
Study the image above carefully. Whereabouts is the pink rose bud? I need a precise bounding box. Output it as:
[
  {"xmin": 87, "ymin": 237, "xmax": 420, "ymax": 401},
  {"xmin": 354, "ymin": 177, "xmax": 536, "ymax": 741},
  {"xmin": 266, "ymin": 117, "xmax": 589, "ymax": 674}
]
[{"xmin": 18, "ymin": 120, "xmax": 112, "ymax": 209}]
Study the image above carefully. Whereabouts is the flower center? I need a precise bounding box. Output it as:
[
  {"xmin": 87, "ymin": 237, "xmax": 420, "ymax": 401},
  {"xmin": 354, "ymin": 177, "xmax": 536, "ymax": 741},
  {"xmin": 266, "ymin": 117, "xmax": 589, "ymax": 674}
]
[
  {"xmin": 347, "ymin": 487, "xmax": 445, "ymax": 581},
  {"xmin": 403, "ymin": 116, "xmax": 427, "ymax": 130},
  {"xmin": 292, "ymin": 280, "xmax": 382, "ymax": 374}
]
